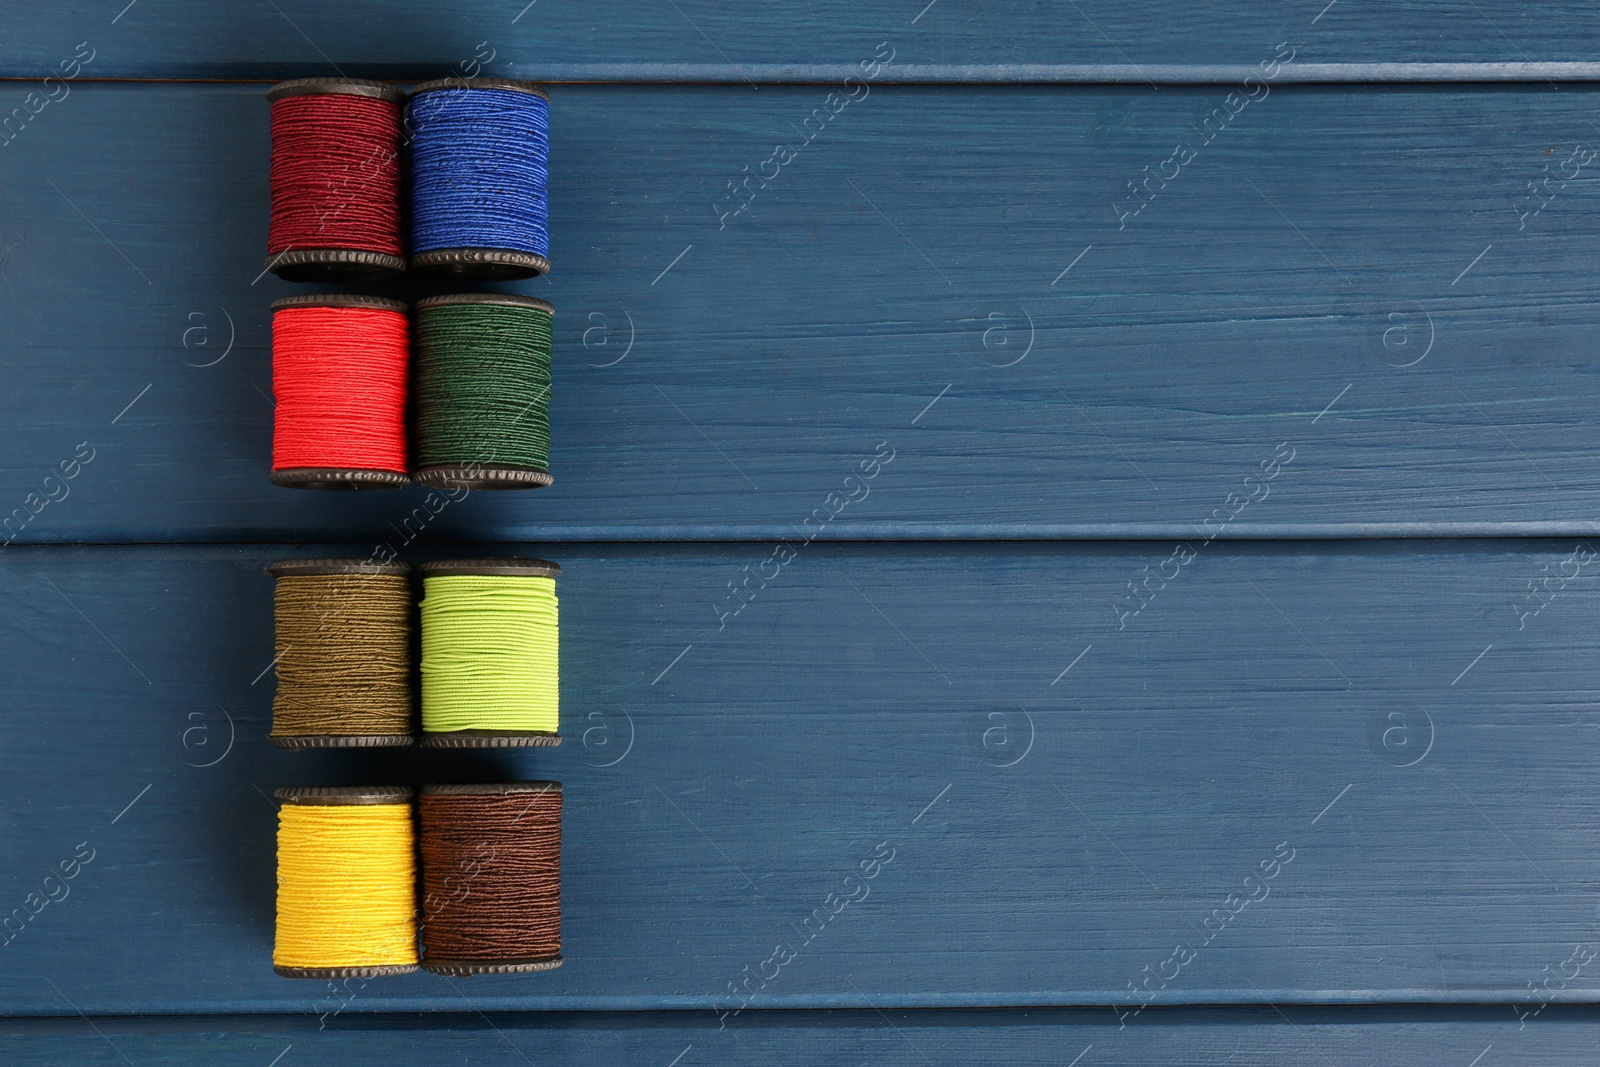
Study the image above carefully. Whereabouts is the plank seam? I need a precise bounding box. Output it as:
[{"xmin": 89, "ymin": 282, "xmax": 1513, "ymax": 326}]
[{"xmin": 8, "ymin": 63, "xmax": 1600, "ymax": 85}]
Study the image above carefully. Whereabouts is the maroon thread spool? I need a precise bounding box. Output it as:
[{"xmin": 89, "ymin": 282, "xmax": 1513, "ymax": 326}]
[
  {"xmin": 418, "ymin": 782, "xmax": 563, "ymax": 975},
  {"xmin": 266, "ymin": 79, "xmax": 405, "ymax": 282}
]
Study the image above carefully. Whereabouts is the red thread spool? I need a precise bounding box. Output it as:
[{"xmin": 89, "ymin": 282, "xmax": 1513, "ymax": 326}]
[
  {"xmin": 267, "ymin": 79, "xmax": 405, "ymax": 282},
  {"xmin": 270, "ymin": 295, "xmax": 410, "ymax": 490}
]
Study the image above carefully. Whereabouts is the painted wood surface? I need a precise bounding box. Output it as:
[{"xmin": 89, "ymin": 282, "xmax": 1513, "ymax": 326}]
[
  {"xmin": 5, "ymin": 7, "xmax": 1600, "ymax": 1056},
  {"xmin": 1, "ymin": 1, "xmax": 1598, "ymax": 81},
  {"xmin": 3, "ymin": 84, "xmax": 1600, "ymax": 541},
  {"xmin": 7, "ymin": 1006, "xmax": 1597, "ymax": 1066},
  {"xmin": 2, "ymin": 541, "xmax": 1598, "ymax": 1015}
]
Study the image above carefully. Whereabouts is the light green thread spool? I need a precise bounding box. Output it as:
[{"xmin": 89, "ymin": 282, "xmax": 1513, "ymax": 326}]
[{"xmin": 418, "ymin": 558, "xmax": 561, "ymax": 748}]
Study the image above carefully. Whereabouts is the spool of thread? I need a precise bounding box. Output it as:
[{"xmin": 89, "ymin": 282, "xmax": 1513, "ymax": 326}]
[
  {"xmin": 270, "ymin": 294, "xmax": 410, "ymax": 490},
  {"xmin": 266, "ymin": 79, "xmax": 405, "ymax": 282},
  {"xmin": 407, "ymin": 78, "xmax": 551, "ymax": 279},
  {"xmin": 274, "ymin": 786, "xmax": 419, "ymax": 978},
  {"xmin": 418, "ymin": 559, "xmax": 561, "ymax": 747},
  {"xmin": 267, "ymin": 559, "xmax": 415, "ymax": 748},
  {"xmin": 419, "ymin": 782, "xmax": 563, "ymax": 975},
  {"xmin": 413, "ymin": 294, "xmax": 554, "ymax": 490}
]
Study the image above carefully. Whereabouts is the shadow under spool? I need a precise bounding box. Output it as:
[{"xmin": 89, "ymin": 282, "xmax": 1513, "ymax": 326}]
[
  {"xmin": 418, "ymin": 782, "xmax": 563, "ymax": 975},
  {"xmin": 412, "ymin": 293, "xmax": 554, "ymax": 491},
  {"xmin": 268, "ymin": 559, "xmax": 415, "ymax": 748},
  {"xmin": 418, "ymin": 558, "xmax": 561, "ymax": 748},
  {"xmin": 406, "ymin": 78, "xmax": 551, "ymax": 280},
  {"xmin": 274, "ymin": 786, "xmax": 419, "ymax": 979},
  {"xmin": 266, "ymin": 79, "xmax": 406, "ymax": 283},
  {"xmin": 270, "ymin": 294, "xmax": 411, "ymax": 490}
]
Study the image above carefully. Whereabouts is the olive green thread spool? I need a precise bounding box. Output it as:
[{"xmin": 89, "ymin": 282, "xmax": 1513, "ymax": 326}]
[
  {"xmin": 412, "ymin": 294, "xmax": 553, "ymax": 491},
  {"xmin": 268, "ymin": 559, "xmax": 415, "ymax": 748},
  {"xmin": 418, "ymin": 558, "xmax": 560, "ymax": 748}
]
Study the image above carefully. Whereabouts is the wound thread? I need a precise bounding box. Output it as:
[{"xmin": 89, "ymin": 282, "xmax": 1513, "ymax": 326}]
[
  {"xmin": 419, "ymin": 560, "xmax": 560, "ymax": 746},
  {"xmin": 413, "ymin": 295, "xmax": 553, "ymax": 489},
  {"xmin": 418, "ymin": 783, "xmax": 563, "ymax": 974},
  {"xmin": 407, "ymin": 79, "xmax": 551, "ymax": 279},
  {"xmin": 266, "ymin": 80, "xmax": 405, "ymax": 281},
  {"xmin": 270, "ymin": 295, "xmax": 410, "ymax": 489},
  {"xmin": 274, "ymin": 788, "xmax": 419, "ymax": 978},
  {"xmin": 268, "ymin": 560, "xmax": 415, "ymax": 747}
]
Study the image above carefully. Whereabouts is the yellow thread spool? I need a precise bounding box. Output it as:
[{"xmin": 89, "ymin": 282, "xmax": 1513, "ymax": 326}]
[{"xmin": 274, "ymin": 786, "xmax": 419, "ymax": 978}]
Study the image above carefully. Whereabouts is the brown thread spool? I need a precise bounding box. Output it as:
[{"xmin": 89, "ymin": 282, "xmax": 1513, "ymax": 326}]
[
  {"xmin": 268, "ymin": 560, "xmax": 415, "ymax": 748},
  {"xmin": 418, "ymin": 782, "xmax": 563, "ymax": 975}
]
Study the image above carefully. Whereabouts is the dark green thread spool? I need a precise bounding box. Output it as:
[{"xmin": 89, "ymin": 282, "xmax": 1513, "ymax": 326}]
[{"xmin": 413, "ymin": 294, "xmax": 553, "ymax": 490}]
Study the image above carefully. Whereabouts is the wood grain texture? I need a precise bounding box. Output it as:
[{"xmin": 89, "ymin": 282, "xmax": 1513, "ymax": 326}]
[
  {"xmin": 2, "ymin": 541, "xmax": 1598, "ymax": 1015},
  {"xmin": 4, "ymin": 15, "xmax": 1600, "ymax": 1053},
  {"xmin": 6, "ymin": 1006, "xmax": 1596, "ymax": 1066},
  {"xmin": 1, "ymin": 1, "xmax": 1598, "ymax": 81},
  {"xmin": 3, "ymin": 84, "xmax": 1600, "ymax": 541}
]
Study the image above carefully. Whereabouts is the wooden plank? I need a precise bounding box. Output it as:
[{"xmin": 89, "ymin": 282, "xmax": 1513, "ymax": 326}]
[
  {"xmin": 3, "ymin": 541, "xmax": 1599, "ymax": 1014},
  {"xmin": 6, "ymin": 1006, "xmax": 1596, "ymax": 1065},
  {"xmin": 4, "ymin": 84, "xmax": 1600, "ymax": 541},
  {"xmin": 1, "ymin": 2, "xmax": 1598, "ymax": 81}
]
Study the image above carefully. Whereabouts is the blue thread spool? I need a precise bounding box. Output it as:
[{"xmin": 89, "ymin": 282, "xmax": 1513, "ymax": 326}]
[{"xmin": 407, "ymin": 78, "xmax": 551, "ymax": 280}]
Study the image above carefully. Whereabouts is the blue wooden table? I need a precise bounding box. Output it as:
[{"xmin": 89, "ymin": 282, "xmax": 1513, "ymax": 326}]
[{"xmin": 4, "ymin": 3, "xmax": 1600, "ymax": 1063}]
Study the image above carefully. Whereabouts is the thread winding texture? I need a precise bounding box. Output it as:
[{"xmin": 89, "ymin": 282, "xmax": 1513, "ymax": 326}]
[
  {"xmin": 408, "ymin": 88, "xmax": 550, "ymax": 257},
  {"xmin": 420, "ymin": 575, "xmax": 558, "ymax": 735},
  {"xmin": 271, "ymin": 572, "xmax": 414, "ymax": 741},
  {"xmin": 419, "ymin": 789, "xmax": 562, "ymax": 962},
  {"xmin": 272, "ymin": 305, "xmax": 409, "ymax": 475},
  {"xmin": 275, "ymin": 803, "xmax": 419, "ymax": 971},
  {"xmin": 268, "ymin": 94, "xmax": 402, "ymax": 257},
  {"xmin": 414, "ymin": 301, "xmax": 553, "ymax": 473}
]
